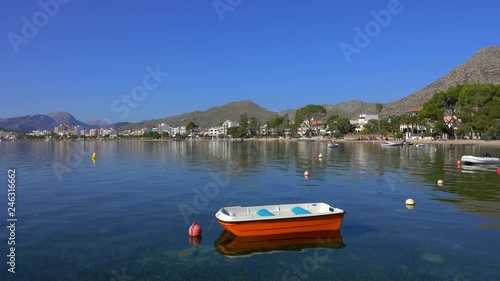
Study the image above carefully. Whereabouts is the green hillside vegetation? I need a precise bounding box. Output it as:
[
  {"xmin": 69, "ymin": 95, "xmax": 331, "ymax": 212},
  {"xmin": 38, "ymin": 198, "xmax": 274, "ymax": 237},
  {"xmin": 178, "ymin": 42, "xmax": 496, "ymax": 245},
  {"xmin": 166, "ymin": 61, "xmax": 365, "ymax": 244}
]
[
  {"xmin": 120, "ymin": 100, "xmax": 276, "ymax": 130},
  {"xmin": 420, "ymin": 84, "xmax": 500, "ymax": 139}
]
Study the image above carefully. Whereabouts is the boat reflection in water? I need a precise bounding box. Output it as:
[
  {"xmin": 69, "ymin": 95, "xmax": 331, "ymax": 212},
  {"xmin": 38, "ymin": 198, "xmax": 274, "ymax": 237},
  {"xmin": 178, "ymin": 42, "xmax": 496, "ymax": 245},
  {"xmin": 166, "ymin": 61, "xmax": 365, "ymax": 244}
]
[
  {"xmin": 460, "ymin": 164, "xmax": 499, "ymax": 173},
  {"xmin": 214, "ymin": 230, "xmax": 345, "ymax": 258}
]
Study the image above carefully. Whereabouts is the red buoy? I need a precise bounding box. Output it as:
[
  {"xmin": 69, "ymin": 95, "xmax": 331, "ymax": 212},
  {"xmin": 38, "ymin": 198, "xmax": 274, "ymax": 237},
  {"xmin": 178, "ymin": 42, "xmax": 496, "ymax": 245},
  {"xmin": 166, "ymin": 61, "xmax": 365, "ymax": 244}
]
[
  {"xmin": 188, "ymin": 222, "xmax": 202, "ymax": 237},
  {"xmin": 497, "ymin": 167, "xmax": 500, "ymax": 176},
  {"xmin": 457, "ymin": 160, "xmax": 461, "ymax": 167},
  {"xmin": 304, "ymin": 170, "xmax": 310, "ymax": 176}
]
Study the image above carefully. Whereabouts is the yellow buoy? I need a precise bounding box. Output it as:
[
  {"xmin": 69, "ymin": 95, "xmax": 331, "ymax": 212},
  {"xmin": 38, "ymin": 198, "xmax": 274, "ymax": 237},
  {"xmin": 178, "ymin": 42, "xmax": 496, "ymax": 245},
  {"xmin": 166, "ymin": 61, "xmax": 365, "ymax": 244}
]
[
  {"xmin": 318, "ymin": 153, "xmax": 323, "ymax": 158},
  {"xmin": 437, "ymin": 179, "xmax": 443, "ymax": 185},
  {"xmin": 92, "ymin": 152, "xmax": 96, "ymax": 160},
  {"xmin": 405, "ymin": 198, "xmax": 415, "ymax": 205}
]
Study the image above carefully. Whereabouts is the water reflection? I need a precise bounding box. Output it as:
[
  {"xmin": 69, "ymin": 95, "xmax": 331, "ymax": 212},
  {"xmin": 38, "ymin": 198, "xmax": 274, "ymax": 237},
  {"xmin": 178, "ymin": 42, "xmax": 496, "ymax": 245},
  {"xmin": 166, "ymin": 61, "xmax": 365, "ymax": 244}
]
[
  {"xmin": 214, "ymin": 230, "xmax": 345, "ymax": 258},
  {"xmin": 460, "ymin": 164, "xmax": 498, "ymax": 173}
]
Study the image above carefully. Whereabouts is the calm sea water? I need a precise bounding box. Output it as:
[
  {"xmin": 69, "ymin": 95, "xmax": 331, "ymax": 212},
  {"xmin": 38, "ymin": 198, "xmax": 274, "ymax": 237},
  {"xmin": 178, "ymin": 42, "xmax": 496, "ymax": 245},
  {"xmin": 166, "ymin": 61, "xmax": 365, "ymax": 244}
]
[{"xmin": 0, "ymin": 140, "xmax": 499, "ymax": 281}]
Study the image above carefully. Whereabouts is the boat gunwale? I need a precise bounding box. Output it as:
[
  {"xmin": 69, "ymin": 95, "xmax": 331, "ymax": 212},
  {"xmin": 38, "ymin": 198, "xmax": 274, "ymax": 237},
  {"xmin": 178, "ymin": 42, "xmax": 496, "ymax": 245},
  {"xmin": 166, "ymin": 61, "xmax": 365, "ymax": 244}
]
[
  {"xmin": 215, "ymin": 203, "xmax": 345, "ymax": 223},
  {"xmin": 216, "ymin": 210, "xmax": 345, "ymax": 224}
]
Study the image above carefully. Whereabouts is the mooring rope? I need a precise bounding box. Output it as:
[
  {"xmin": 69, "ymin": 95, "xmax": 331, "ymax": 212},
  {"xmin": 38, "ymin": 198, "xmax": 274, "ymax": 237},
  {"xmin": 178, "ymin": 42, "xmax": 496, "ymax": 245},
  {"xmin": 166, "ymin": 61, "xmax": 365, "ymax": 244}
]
[{"xmin": 207, "ymin": 216, "xmax": 215, "ymax": 233}]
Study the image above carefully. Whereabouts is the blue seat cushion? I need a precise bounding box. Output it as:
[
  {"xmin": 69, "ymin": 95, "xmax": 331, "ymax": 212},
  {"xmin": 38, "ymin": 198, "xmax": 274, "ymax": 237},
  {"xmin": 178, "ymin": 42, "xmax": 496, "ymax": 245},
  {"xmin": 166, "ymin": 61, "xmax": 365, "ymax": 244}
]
[
  {"xmin": 291, "ymin": 206, "xmax": 311, "ymax": 215},
  {"xmin": 257, "ymin": 209, "xmax": 274, "ymax": 216}
]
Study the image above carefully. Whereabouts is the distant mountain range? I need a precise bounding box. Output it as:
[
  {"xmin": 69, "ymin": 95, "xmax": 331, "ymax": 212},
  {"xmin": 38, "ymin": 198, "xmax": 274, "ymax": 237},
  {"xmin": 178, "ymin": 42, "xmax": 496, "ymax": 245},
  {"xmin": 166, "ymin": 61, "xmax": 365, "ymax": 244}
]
[
  {"xmin": 0, "ymin": 112, "xmax": 105, "ymax": 132},
  {"xmin": 2, "ymin": 46, "xmax": 499, "ymax": 132}
]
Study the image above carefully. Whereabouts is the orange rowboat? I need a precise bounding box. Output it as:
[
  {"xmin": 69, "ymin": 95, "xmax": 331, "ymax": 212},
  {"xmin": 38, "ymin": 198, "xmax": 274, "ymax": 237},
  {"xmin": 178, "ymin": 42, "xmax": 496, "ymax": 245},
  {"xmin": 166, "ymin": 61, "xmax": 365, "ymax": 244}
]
[
  {"xmin": 215, "ymin": 203, "xmax": 345, "ymax": 236},
  {"xmin": 215, "ymin": 229, "xmax": 345, "ymax": 257}
]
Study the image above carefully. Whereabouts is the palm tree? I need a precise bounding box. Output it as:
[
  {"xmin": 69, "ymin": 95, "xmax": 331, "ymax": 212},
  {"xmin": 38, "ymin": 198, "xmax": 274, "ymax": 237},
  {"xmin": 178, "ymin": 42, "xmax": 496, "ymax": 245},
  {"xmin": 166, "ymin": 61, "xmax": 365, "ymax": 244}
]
[{"xmin": 375, "ymin": 103, "xmax": 383, "ymax": 134}]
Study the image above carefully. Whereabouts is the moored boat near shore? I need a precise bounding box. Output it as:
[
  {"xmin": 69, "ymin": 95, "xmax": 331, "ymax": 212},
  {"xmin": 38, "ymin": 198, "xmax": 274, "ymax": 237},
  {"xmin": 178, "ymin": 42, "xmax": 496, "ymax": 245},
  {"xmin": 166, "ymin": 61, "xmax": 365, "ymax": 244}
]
[
  {"xmin": 215, "ymin": 202, "xmax": 345, "ymax": 236},
  {"xmin": 381, "ymin": 141, "xmax": 401, "ymax": 147},
  {"xmin": 460, "ymin": 155, "xmax": 500, "ymax": 165},
  {"xmin": 328, "ymin": 143, "xmax": 339, "ymax": 148}
]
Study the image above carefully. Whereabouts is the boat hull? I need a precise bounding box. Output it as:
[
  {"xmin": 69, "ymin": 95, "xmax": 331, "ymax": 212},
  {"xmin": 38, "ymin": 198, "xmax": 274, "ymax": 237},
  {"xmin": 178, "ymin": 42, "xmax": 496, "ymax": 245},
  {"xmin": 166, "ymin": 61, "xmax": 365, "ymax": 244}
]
[
  {"xmin": 461, "ymin": 155, "xmax": 500, "ymax": 165},
  {"xmin": 217, "ymin": 212, "xmax": 344, "ymax": 236}
]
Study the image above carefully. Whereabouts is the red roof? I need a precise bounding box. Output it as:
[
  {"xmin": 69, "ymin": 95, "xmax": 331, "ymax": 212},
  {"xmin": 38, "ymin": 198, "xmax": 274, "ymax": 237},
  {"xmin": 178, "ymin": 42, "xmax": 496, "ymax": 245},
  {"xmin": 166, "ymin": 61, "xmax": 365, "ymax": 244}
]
[
  {"xmin": 406, "ymin": 108, "xmax": 421, "ymax": 113},
  {"xmin": 310, "ymin": 120, "xmax": 325, "ymax": 126}
]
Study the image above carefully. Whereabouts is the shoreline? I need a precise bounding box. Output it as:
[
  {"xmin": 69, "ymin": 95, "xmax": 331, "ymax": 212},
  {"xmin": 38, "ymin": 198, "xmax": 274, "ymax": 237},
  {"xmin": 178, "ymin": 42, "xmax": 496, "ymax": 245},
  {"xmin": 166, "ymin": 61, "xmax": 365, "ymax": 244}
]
[
  {"xmin": 335, "ymin": 139, "xmax": 500, "ymax": 147},
  {"xmin": 16, "ymin": 137, "xmax": 500, "ymax": 146}
]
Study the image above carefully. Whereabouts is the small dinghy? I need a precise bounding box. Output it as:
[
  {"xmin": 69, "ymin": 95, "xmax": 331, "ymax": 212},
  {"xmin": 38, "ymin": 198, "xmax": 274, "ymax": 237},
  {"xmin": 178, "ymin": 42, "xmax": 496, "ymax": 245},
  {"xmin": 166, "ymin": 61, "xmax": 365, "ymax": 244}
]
[
  {"xmin": 215, "ymin": 202, "xmax": 345, "ymax": 236},
  {"xmin": 461, "ymin": 154, "xmax": 500, "ymax": 165},
  {"xmin": 381, "ymin": 141, "xmax": 401, "ymax": 147},
  {"xmin": 327, "ymin": 143, "xmax": 339, "ymax": 148}
]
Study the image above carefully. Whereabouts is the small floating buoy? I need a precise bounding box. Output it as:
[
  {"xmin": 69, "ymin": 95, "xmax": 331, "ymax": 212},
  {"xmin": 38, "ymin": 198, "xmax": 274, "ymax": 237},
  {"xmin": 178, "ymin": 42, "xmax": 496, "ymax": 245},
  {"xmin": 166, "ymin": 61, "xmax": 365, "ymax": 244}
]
[
  {"xmin": 405, "ymin": 198, "xmax": 415, "ymax": 205},
  {"xmin": 188, "ymin": 222, "xmax": 202, "ymax": 237},
  {"xmin": 318, "ymin": 153, "xmax": 323, "ymax": 158},
  {"xmin": 496, "ymin": 167, "xmax": 500, "ymax": 175},
  {"xmin": 456, "ymin": 160, "xmax": 461, "ymax": 167},
  {"xmin": 304, "ymin": 170, "xmax": 310, "ymax": 176},
  {"xmin": 437, "ymin": 179, "xmax": 443, "ymax": 186},
  {"xmin": 91, "ymin": 152, "xmax": 96, "ymax": 160}
]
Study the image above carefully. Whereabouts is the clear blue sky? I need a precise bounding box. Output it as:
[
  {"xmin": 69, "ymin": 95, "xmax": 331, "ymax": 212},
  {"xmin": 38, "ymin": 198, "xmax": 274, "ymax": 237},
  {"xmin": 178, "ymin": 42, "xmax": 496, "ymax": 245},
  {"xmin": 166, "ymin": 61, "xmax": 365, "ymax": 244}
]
[{"xmin": 1, "ymin": 0, "xmax": 499, "ymax": 124}]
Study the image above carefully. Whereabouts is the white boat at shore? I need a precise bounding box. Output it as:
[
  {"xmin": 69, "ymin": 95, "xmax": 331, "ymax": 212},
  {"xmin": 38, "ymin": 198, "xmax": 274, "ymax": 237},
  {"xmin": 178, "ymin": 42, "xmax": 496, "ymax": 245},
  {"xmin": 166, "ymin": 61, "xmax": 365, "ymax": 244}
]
[
  {"xmin": 381, "ymin": 141, "xmax": 401, "ymax": 147},
  {"xmin": 327, "ymin": 143, "xmax": 339, "ymax": 148},
  {"xmin": 461, "ymin": 155, "xmax": 500, "ymax": 165}
]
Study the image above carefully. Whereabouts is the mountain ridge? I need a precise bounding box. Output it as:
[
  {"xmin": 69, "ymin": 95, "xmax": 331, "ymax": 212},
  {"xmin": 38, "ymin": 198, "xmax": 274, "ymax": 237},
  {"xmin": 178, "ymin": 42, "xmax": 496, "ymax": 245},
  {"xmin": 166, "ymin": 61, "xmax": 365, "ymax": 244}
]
[{"xmin": 0, "ymin": 112, "xmax": 101, "ymax": 132}]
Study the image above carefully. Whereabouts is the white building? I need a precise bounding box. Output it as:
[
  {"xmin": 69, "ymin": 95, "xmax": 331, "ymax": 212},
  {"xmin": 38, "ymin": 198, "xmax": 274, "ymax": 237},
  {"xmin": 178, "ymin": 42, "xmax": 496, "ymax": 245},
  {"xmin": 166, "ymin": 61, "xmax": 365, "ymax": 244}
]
[
  {"xmin": 351, "ymin": 114, "xmax": 378, "ymax": 132},
  {"xmin": 158, "ymin": 123, "xmax": 170, "ymax": 134},
  {"xmin": 31, "ymin": 130, "xmax": 51, "ymax": 136},
  {"xmin": 207, "ymin": 120, "xmax": 237, "ymax": 138},
  {"xmin": 170, "ymin": 126, "xmax": 186, "ymax": 136},
  {"xmin": 208, "ymin": 127, "xmax": 219, "ymax": 138},
  {"xmin": 221, "ymin": 120, "xmax": 236, "ymax": 134}
]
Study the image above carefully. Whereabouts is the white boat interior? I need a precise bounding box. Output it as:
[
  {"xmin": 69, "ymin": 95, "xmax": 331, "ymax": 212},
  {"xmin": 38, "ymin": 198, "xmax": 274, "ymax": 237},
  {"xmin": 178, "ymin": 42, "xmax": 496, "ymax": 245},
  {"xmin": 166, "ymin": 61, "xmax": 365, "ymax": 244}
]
[{"xmin": 216, "ymin": 203, "xmax": 344, "ymax": 222}]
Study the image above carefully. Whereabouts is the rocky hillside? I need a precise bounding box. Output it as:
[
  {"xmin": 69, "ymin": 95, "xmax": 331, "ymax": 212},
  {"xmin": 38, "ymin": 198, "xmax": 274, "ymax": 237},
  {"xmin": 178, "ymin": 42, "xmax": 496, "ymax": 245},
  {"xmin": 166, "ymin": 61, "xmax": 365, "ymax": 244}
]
[
  {"xmin": 288, "ymin": 47, "xmax": 500, "ymax": 120},
  {"xmin": 365, "ymin": 46, "xmax": 500, "ymax": 118}
]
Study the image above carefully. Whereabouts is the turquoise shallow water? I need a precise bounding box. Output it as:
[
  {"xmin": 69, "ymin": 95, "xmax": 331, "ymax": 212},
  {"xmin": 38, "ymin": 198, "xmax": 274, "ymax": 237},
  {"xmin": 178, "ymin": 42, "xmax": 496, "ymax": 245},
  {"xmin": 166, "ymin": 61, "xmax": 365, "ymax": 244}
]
[{"xmin": 0, "ymin": 140, "xmax": 499, "ymax": 280}]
